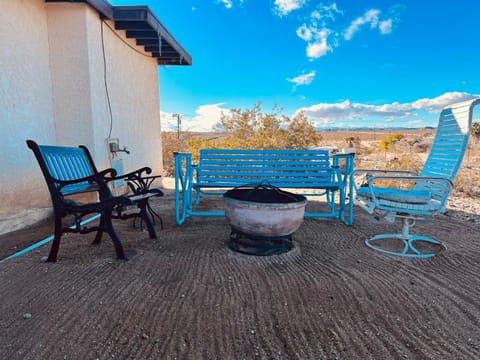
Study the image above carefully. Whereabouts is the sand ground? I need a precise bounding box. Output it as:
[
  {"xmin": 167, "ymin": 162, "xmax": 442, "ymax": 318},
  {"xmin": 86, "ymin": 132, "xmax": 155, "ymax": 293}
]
[{"xmin": 0, "ymin": 184, "xmax": 479, "ymax": 359}]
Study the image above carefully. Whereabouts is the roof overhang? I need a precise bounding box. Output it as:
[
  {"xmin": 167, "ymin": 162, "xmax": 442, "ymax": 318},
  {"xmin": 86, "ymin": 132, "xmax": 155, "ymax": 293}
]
[{"xmin": 46, "ymin": 0, "xmax": 192, "ymax": 66}]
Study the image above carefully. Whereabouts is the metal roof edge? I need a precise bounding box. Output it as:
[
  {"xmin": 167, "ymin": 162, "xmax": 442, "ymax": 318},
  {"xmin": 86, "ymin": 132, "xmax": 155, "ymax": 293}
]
[{"xmin": 46, "ymin": 0, "xmax": 191, "ymax": 66}]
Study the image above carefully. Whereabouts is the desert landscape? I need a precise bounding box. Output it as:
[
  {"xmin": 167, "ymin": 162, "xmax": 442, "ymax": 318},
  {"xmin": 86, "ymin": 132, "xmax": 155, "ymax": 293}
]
[{"xmin": 1, "ymin": 129, "xmax": 480, "ymax": 359}]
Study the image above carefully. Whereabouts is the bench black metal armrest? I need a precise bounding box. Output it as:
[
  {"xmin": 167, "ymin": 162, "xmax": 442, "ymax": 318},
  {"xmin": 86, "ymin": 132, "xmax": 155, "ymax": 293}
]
[
  {"xmin": 107, "ymin": 167, "xmax": 163, "ymax": 196},
  {"xmin": 54, "ymin": 168, "xmax": 118, "ymax": 193},
  {"xmin": 107, "ymin": 166, "xmax": 152, "ymax": 181}
]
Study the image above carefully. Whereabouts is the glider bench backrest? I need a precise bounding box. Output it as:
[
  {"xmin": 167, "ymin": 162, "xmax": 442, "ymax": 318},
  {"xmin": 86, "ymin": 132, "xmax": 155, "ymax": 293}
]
[{"xmin": 194, "ymin": 149, "xmax": 341, "ymax": 190}]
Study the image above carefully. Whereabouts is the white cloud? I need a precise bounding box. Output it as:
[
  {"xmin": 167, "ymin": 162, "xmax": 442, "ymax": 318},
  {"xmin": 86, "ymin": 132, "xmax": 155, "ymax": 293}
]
[
  {"xmin": 296, "ymin": 24, "xmax": 312, "ymax": 41},
  {"xmin": 343, "ymin": 8, "xmax": 396, "ymax": 40},
  {"xmin": 189, "ymin": 103, "xmax": 231, "ymax": 131},
  {"xmin": 379, "ymin": 19, "xmax": 393, "ymax": 34},
  {"xmin": 163, "ymin": 94, "xmax": 479, "ymax": 132},
  {"xmin": 410, "ymin": 92, "xmax": 478, "ymax": 112},
  {"xmin": 289, "ymin": 4, "xmax": 401, "ymax": 61},
  {"xmin": 295, "ymin": 4, "xmax": 343, "ymax": 60},
  {"xmin": 161, "ymin": 104, "xmax": 232, "ymax": 132},
  {"xmin": 344, "ymin": 9, "xmax": 380, "ymax": 40},
  {"xmin": 287, "ymin": 70, "xmax": 316, "ymax": 90},
  {"xmin": 295, "ymin": 92, "xmax": 479, "ymax": 128},
  {"xmin": 274, "ymin": 0, "xmax": 306, "ymax": 16},
  {"xmin": 160, "ymin": 111, "xmax": 180, "ymax": 132},
  {"xmin": 217, "ymin": 0, "xmax": 233, "ymax": 9},
  {"xmin": 306, "ymin": 35, "xmax": 331, "ymax": 59},
  {"xmin": 312, "ymin": 3, "xmax": 343, "ymax": 22},
  {"xmin": 296, "ymin": 24, "xmax": 332, "ymax": 59}
]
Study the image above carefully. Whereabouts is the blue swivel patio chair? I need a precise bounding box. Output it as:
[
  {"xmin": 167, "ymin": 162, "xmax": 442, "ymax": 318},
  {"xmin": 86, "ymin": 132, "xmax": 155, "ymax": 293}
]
[{"xmin": 354, "ymin": 98, "xmax": 479, "ymax": 258}]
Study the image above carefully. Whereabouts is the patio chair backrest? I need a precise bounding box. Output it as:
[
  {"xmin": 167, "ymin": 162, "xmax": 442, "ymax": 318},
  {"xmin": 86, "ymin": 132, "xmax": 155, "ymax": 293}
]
[
  {"xmin": 27, "ymin": 141, "xmax": 99, "ymax": 197},
  {"xmin": 414, "ymin": 98, "xmax": 480, "ymax": 201}
]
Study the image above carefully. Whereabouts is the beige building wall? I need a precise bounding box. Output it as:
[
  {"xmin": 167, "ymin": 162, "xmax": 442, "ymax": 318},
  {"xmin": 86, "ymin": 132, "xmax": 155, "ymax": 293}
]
[
  {"xmin": 87, "ymin": 12, "xmax": 163, "ymax": 174},
  {"xmin": 47, "ymin": 2, "xmax": 163, "ymax": 173},
  {"xmin": 0, "ymin": 0, "xmax": 56, "ymax": 233},
  {"xmin": 46, "ymin": 3, "xmax": 95, "ymax": 148},
  {"xmin": 0, "ymin": 1, "xmax": 164, "ymax": 235}
]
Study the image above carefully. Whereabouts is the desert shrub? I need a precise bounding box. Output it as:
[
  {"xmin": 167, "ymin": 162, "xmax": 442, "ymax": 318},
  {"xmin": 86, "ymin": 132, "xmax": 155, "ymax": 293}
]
[
  {"xmin": 161, "ymin": 103, "xmax": 321, "ymax": 175},
  {"xmin": 161, "ymin": 131, "xmax": 198, "ymax": 176},
  {"xmin": 214, "ymin": 103, "xmax": 320, "ymax": 151},
  {"xmin": 359, "ymin": 146, "xmax": 376, "ymax": 157},
  {"xmin": 370, "ymin": 154, "xmax": 422, "ymax": 189},
  {"xmin": 471, "ymin": 122, "xmax": 480, "ymax": 144},
  {"xmin": 379, "ymin": 132, "xmax": 404, "ymax": 156},
  {"xmin": 413, "ymin": 142, "xmax": 430, "ymax": 153},
  {"xmin": 384, "ymin": 154, "xmax": 422, "ymax": 172},
  {"xmin": 454, "ymin": 167, "xmax": 480, "ymax": 196}
]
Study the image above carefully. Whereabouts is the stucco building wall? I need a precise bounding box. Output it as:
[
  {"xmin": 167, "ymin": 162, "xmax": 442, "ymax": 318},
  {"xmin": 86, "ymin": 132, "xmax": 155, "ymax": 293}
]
[
  {"xmin": 0, "ymin": 1, "xmax": 164, "ymax": 235},
  {"xmin": 46, "ymin": 2, "xmax": 163, "ymax": 174},
  {"xmin": 0, "ymin": 0, "xmax": 56, "ymax": 232}
]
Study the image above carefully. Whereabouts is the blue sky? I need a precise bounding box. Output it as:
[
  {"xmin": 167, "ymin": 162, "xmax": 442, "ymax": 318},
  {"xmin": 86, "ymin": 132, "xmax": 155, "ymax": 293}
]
[{"xmin": 111, "ymin": 0, "xmax": 479, "ymax": 131}]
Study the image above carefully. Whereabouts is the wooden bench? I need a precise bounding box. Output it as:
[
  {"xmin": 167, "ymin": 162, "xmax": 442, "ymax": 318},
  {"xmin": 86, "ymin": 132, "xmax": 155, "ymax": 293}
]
[
  {"xmin": 27, "ymin": 140, "xmax": 163, "ymax": 262},
  {"xmin": 174, "ymin": 149, "xmax": 354, "ymax": 225}
]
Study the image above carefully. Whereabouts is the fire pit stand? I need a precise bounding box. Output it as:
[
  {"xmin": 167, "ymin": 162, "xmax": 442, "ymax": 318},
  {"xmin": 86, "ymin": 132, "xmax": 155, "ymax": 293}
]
[
  {"xmin": 228, "ymin": 230, "xmax": 294, "ymax": 256},
  {"xmin": 223, "ymin": 182, "xmax": 306, "ymax": 256}
]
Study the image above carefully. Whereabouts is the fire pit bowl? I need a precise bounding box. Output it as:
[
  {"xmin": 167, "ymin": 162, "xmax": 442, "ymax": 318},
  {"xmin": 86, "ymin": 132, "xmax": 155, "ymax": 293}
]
[{"xmin": 223, "ymin": 183, "xmax": 307, "ymax": 255}]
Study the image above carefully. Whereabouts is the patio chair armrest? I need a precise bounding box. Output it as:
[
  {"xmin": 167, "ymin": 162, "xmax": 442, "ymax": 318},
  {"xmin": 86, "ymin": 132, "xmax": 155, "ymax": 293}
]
[
  {"xmin": 362, "ymin": 176, "xmax": 454, "ymax": 209},
  {"xmin": 353, "ymin": 168, "xmax": 418, "ymax": 177},
  {"xmin": 367, "ymin": 175, "xmax": 453, "ymax": 187}
]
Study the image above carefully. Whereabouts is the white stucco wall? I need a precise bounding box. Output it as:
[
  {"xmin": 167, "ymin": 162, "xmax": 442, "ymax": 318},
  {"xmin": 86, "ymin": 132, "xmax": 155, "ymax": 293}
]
[
  {"xmin": 47, "ymin": 2, "xmax": 163, "ymax": 178},
  {"xmin": 97, "ymin": 19, "xmax": 163, "ymax": 174},
  {"xmin": 0, "ymin": 0, "xmax": 56, "ymax": 233},
  {"xmin": 1, "ymin": 1, "xmax": 164, "ymax": 235},
  {"xmin": 46, "ymin": 3, "xmax": 95, "ymax": 148}
]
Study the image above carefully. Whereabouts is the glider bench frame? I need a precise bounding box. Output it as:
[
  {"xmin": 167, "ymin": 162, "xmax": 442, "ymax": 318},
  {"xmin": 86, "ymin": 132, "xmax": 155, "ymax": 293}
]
[{"xmin": 174, "ymin": 149, "xmax": 354, "ymax": 225}]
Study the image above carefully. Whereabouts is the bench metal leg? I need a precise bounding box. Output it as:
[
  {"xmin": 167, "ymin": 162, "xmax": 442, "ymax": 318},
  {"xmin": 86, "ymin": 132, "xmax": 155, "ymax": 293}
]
[
  {"xmin": 46, "ymin": 215, "xmax": 63, "ymax": 262},
  {"xmin": 138, "ymin": 201, "xmax": 157, "ymax": 239},
  {"xmin": 103, "ymin": 212, "xmax": 128, "ymax": 260},
  {"xmin": 92, "ymin": 216, "xmax": 104, "ymax": 245}
]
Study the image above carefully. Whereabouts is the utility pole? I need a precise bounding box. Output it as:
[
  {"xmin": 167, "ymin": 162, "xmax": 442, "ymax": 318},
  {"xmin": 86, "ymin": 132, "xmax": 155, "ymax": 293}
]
[{"xmin": 172, "ymin": 113, "xmax": 182, "ymax": 139}]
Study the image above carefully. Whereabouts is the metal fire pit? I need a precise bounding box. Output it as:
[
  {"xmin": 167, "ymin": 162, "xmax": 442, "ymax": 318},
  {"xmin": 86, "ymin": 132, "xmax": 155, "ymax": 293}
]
[{"xmin": 223, "ymin": 182, "xmax": 307, "ymax": 256}]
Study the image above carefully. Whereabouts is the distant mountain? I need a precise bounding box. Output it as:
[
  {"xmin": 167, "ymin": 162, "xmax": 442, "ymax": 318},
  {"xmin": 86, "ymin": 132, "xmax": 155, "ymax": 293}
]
[{"xmin": 317, "ymin": 126, "xmax": 436, "ymax": 131}]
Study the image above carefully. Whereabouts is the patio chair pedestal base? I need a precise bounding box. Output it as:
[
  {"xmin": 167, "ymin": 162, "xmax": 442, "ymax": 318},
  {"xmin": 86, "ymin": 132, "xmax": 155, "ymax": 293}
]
[{"xmin": 365, "ymin": 233, "xmax": 446, "ymax": 258}]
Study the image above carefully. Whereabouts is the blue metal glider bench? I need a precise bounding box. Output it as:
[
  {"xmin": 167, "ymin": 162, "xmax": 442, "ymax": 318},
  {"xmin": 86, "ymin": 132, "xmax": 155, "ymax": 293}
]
[
  {"xmin": 174, "ymin": 149, "xmax": 354, "ymax": 225},
  {"xmin": 354, "ymin": 98, "xmax": 480, "ymax": 258},
  {"xmin": 27, "ymin": 140, "xmax": 163, "ymax": 262}
]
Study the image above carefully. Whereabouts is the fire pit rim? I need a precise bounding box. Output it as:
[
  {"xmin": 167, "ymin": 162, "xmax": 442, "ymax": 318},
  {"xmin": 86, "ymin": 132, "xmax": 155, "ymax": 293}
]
[{"xmin": 222, "ymin": 181, "xmax": 307, "ymax": 205}]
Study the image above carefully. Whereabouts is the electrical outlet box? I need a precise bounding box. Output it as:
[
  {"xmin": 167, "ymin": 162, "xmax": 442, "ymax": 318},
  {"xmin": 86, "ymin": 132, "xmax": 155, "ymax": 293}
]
[{"xmin": 108, "ymin": 138, "xmax": 120, "ymax": 153}]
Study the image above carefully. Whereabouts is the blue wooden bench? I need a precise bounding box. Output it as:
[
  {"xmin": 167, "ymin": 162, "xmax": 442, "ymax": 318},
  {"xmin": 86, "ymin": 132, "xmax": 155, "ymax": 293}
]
[
  {"xmin": 174, "ymin": 149, "xmax": 354, "ymax": 225},
  {"xmin": 27, "ymin": 140, "xmax": 163, "ymax": 262}
]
